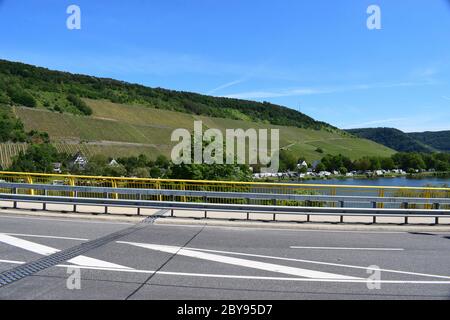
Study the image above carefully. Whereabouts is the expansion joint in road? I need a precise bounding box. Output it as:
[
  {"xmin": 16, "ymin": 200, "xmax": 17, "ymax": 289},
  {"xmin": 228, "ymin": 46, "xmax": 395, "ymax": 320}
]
[{"xmin": 0, "ymin": 209, "xmax": 168, "ymax": 288}]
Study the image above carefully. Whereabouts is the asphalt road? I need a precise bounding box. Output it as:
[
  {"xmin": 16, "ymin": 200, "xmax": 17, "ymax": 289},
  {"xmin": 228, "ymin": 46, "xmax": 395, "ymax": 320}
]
[{"xmin": 0, "ymin": 211, "xmax": 450, "ymax": 300}]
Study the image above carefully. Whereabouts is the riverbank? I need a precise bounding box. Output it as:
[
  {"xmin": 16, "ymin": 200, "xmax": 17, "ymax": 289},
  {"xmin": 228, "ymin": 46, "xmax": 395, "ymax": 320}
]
[{"xmin": 257, "ymin": 171, "xmax": 450, "ymax": 187}]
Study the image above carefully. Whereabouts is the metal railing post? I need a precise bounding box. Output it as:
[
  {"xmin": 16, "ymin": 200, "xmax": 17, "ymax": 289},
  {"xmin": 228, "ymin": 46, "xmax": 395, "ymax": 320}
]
[
  {"xmin": 69, "ymin": 177, "xmax": 75, "ymax": 197},
  {"xmin": 378, "ymin": 188, "xmax": 385, "ymax": 208},
  {"xmin": 111, "ymin": 179, "xmax": 118, "ymax": 200},
  {"xmin": 26, "ymin": 175, "xmax": 34, "ymax": 196}
]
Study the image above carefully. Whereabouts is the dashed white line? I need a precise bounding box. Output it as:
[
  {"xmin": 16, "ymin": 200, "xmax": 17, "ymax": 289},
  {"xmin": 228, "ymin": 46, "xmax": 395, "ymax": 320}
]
[{"xmin": 290, "ymin": 246, "xmax": 404, "ymax": 251}]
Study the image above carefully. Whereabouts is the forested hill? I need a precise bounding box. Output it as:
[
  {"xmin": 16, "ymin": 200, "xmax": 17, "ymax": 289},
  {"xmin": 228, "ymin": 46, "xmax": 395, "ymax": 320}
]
[
  {"xmin": 346, "ymin": 128, "xmax": 436, "ymax": 153},
  {"xmin": 0, "ymin": 59, "xmax": 333, "ymax": 130},
  {"xmin": 408, "ymin": 131, "xmax": 450, "ymax": 152}
]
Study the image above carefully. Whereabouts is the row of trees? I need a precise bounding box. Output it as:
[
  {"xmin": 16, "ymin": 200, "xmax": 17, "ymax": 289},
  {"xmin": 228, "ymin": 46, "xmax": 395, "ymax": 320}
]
[{"xmin": 8, "ymin": 144, "xmax": 253, "ymax": 181}]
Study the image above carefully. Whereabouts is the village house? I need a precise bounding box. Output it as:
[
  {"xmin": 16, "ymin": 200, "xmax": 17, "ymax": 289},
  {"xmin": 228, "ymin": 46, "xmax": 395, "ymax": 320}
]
[{"xmin": 70, "ymin": 151, "xmax": 88, "ymax": 169}]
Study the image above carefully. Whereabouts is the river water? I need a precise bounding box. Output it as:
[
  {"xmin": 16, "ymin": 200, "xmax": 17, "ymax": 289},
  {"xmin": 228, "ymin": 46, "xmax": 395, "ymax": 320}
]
[{"xmin": 293, "ymin": 176, "xmax": 450, "ymax": 188}]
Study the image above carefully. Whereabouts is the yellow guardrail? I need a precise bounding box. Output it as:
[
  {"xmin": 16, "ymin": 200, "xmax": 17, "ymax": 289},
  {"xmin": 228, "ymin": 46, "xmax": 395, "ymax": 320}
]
[{"xmin": 0, "ymin": 171, "xmax": 449, "ymax": 209}]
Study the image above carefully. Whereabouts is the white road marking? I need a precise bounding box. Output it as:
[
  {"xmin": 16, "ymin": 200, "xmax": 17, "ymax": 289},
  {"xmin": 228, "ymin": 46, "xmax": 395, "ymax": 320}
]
[
  {"xmin": 0, "ymin": 233, "xmax": 132, "ymax": 270},
  {"xmin": 290, "ymin": 246, "xmax": 404, "ymax": 251},
  {"xmin": 0, "ymin": 259, "xmax": 24, "ymax": 264},
  {"xmin": 118, "ymin": 241, "xmax": 361, "ymax": 280},
  {"xmin": 1, "ymin": 259, "xmax": 450, "ymax": 284},
  {"xmin": 181, "ymin": 246, "xmax": 450, "ymax": 280},
  {"xmin": 0, "ymin": 232, "xmax": 88, "ymax": 241},
  {"xmin": 0, "ymin": 231, "xmax": 448, "ymax": 281}
]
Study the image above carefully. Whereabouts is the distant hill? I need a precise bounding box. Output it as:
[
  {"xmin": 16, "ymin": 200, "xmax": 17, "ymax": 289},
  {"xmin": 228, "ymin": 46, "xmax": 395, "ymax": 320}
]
[
  {"xmin": 408, "ymin": 131, "xmax": 450, "ymax": 152},
  {"xmin": 346, "ymin": 128, "xmax": 435, "ymax": 152}
]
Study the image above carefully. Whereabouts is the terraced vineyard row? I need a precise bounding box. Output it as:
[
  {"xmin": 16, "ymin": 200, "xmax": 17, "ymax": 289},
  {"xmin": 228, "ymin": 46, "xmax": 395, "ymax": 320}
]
[
  {"xmin": 0, "ymin": 143, "xmax": 27, "ymax": 168},
  {"xmin": 0, "ymin": 142, "xmax": 165, "ymax": 169}
]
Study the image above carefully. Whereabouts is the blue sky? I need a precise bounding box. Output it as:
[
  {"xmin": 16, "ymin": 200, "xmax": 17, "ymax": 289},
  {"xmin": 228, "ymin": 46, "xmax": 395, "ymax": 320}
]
[{"xmin": 0, "ymin": 0, "xmax": 449, "ymax": 132}]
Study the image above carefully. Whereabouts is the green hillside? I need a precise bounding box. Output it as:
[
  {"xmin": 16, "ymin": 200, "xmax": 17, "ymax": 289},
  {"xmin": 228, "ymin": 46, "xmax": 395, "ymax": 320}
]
[
  {"xmin": 10, "ymin": 100, "xmax": 394, "ymax": 165},
  {"xmin": 0, "ymin": 59, "xmax": 395, "ymax": 168},
  {"xmin": 346, "ymin": 128, "xmax": 436, "ymax": 153},
  {"xmin": 408, "ymin": 131, "xmax": 450, "ymax": 152},
  {"xmin": 0, "ymin": 59, "xmax": 332, "ymax": 130}
]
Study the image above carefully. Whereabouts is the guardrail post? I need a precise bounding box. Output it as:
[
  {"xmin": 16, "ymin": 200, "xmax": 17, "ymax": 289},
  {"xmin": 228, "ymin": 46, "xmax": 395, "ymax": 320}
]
[
  {"xmin": 433, "ymin": 203, "xmax": 440, "ymax": 210},
  {"xmin": 340, "ymin": 215, "xmax": 344, "ymax": 223},
  {"xmin": 273, "ymin": 213, "xmax": 276, "ymax": 221},
  {"xmin": 372, "ymin": 202, "xmax": 377, "ymax": 209},
  {"xmin": 372, "ymin": 216, "xmax": 376, "ymax": 224},
  {"xmin": 73, "ymin": 204, "xmax": 77, "ymax": 213},
  {"xmin": 404, "ymin": 216, "xmax": 408, "ymax": 224},
  {"xmin": 137, "ymin": 207, "xmax": 141, "ymax": 216},
  {"xmin": 104, "ymin": 206, "xmax": 109, "ymax": 214},
  {"xmin": 402, "ymin": 202, "xmax": 408, "ymax": 209},
  {"xmin": 434, "ymin": 217, "xmax": 439, "ymax": 225},
  {"xmin": 204, "ymin": 210, "xmax": 207, "ymax": 218},
  {"xmin": 171, "ymin": 209, "xmax": 174, "ymax": 217},
  {"xmin": 339, "ymin": 201, "xmax": 344, "ymax": 208},
  {"xmin": 306, "ymin": 214, "xmax": 310, "ymax": 222}
]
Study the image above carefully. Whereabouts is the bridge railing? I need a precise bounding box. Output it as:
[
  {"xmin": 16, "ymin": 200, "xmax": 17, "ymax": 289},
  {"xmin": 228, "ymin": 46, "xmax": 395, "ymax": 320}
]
[{"xmin": 0, "ymin": 171, "xmax": 449, "ymax": 210}]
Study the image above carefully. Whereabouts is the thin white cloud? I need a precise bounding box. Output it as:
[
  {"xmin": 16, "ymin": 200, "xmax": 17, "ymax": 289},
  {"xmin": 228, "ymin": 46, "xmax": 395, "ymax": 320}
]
[
  {"xmin": 223, "ymin": 81, "xmax": 424, "ymax": 99},
  {"xmin": 344, "ymin": 117, "xmax": 411, "ymax": 129},
  {"xmin": 443, "ymin": 95, "xmax": 450, "ymax": 101},
  {"xmin": 207, "ymin": 79, "xmax": 246, "ymax": 95}
]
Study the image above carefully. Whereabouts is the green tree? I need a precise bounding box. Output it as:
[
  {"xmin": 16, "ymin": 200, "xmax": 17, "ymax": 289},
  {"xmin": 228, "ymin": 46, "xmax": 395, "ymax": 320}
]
[{"xmin": 9, "ymin": 144, "xmax": 61, "ymax": 173}]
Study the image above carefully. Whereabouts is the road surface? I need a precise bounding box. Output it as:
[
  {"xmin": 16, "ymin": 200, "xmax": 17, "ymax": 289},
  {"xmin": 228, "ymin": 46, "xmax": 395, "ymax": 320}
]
[{"xmin": 0, "ymin": 211, "xmax": 449, "ymax": 299}]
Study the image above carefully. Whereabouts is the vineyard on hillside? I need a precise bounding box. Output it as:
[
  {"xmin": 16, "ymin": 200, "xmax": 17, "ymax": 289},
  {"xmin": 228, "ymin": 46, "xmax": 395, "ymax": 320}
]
[
  {"xmin": 0, "ymin": 142, "xmax": 165, "ymax": 169},
  {"xmin": 0, "ymin": 143, "xmax": 27, "ymax": 168}
]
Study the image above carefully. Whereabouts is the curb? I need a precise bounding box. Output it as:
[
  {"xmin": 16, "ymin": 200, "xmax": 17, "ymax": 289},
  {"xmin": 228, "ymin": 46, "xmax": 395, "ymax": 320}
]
[
  {"xmin": 1, "ymin": 208, "xmax": 450, "ymax": 232},
  {"xmin": 154, "ymin": 216, "xmax": 450, "ymax": 232},
  {"xmin": 0, "ymin": 208, "xmax": 146, "ymax": 224}
]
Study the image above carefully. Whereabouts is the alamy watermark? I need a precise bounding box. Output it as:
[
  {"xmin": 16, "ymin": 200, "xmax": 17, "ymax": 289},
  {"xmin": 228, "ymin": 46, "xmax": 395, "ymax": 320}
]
[
  {"xmin": 367, "ymin": 4, "xmax": 381, "ymax": 30},
  {"xmin": 171, "ymin": 121, "xmax": 280, "ymax": 173},
  {"xmin": 366, "ymin": 265, "xmax": 381, "ymax": 290},
  {"xmin": 66, "ymin": 4, "xmax": 81, "ymax": 30},
  {"xmin": 66, "ymin": 267, "xmax": 81, "ymax": 290}
]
